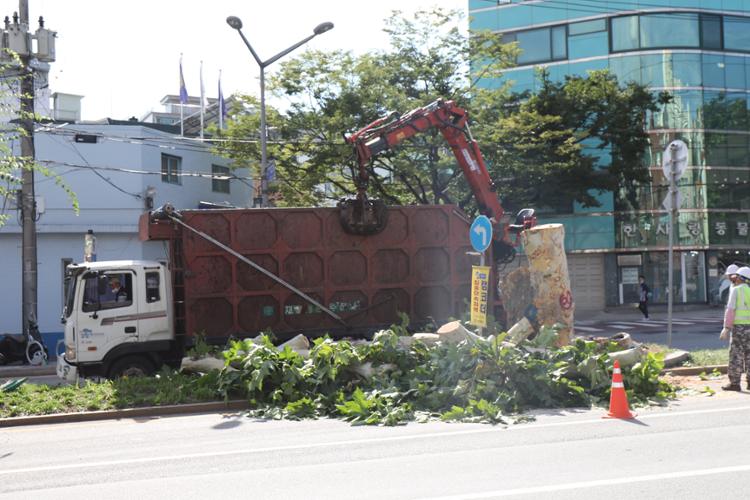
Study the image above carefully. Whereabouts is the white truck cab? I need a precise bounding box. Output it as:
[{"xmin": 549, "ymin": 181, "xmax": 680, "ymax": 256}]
[{"xmin": 57, "ymin": 260, "xmax": 175, "ymax": 381}]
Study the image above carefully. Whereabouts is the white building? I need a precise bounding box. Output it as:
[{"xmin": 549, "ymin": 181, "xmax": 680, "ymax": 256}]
[{"xmin": 0, "ymin": 96, "xmax": 252, "ymax": 352}]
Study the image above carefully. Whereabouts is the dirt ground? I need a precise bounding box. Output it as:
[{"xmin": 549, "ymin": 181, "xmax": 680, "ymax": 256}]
[{"xmin": 663, "ymin": 372, "xmax": 746, "ymax": 399}]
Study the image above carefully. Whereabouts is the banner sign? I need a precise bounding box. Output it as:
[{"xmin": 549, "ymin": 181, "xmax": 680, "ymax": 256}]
[{"xmin": 470, "ymin": 265, "xmax": 490, "ymax": 327}]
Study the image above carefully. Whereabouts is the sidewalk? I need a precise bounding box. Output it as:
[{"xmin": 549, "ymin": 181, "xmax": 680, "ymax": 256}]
[{"xmin": 574, "ymin": 304, "xmax": 723, "ymax": 323}]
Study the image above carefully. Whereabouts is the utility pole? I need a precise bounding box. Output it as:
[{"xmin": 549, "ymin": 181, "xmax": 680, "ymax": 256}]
[
  {"xmin": 18, "ymin": 0, "xmax": 37, "ymax": 336},
  {"xmin": 3, "ymin": 0, "xmax": 55, "ymax": 335}
]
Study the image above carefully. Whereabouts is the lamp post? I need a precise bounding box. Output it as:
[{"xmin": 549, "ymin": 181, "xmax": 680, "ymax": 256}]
[{"xmin": 226, "ymin": 16, "xmax": 334, "ymax": 207}]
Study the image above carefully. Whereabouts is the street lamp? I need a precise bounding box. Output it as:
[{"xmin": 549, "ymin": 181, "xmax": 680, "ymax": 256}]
[{"xmin": 226, "ymin": 16, "xmax": 334, "ymax": 207}]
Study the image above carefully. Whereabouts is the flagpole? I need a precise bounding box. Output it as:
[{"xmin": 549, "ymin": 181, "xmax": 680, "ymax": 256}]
[
  {"xmin": 200, "ymin": 60, "xmax": 205, "ymax": 140},
  {"xmin": 179, "ymin": 53, "xmax": 186, "ymax": 137},
  {"xmin": 218, "ymin": 69, "xmax": 224, "ymax": 131}
]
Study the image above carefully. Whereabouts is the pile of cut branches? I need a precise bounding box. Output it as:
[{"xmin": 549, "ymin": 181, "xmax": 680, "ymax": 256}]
[{"xmin": 208, "ymin": 326, "xmax": 674, "ymax": 425}]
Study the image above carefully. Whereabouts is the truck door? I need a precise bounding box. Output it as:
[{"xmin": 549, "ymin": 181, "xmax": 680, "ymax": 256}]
[
  {"xmin": 137, "ymin": 269, "xmax": 171, "ymax": 342},
  {"xmin": 76, "ymin": 271, "xmax": 138, "ymax": 363}
]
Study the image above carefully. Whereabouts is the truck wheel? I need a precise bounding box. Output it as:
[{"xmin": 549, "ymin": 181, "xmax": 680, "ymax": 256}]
[{"xmin": 108, "ymin": 355, "xmax": 155, "ymax": 379}]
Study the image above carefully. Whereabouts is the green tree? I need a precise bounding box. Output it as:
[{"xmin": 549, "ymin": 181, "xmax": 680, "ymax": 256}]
[
  {"xmin": 214, "ymin": 8, "xmax": 517, "ymax": 209},
  {"xmin": 215, "ymin": 9, "xmax": 663, "ymax": 215},
  {"xmin": 472, "ymin": 69, "xmax": 666, "ymax": 212}
]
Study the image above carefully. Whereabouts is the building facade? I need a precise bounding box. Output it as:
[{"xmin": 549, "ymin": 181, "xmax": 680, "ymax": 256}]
[
  {"xmin": 0, "ymin": 111, "xmax": 252, "ymax": 352},
  {"xmin": 469, "ymin": 0, "xmax": 750, "ymax": 310}
]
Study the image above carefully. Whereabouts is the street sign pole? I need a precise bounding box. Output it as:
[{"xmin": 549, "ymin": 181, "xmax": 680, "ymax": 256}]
[
  {"xmin": 469, "ymin": 216, "xmax": 493, "ymax": 336},
  {"xmin": 662, "ymin": 139, "xmax": 687, "ymax": 348},
  {"xmin": 667, "ymin": 145, "xmax": 676, "ymax": 348}
]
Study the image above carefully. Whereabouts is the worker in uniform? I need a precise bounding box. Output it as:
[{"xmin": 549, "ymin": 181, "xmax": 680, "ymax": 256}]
[
  {"xmin": 725, "ymin": 263, "xmax": 741, "ymax": 290},
  {"xmin": 720, "ymin": 265, "xmax": 750, "ymax": 391}
]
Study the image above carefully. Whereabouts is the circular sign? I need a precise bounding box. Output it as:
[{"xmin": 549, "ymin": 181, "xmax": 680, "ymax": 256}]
[
  {"xmin": 662, "ymin": 139, "xmax": 688, "ymax": 180},
  {"xmin": 470, "ymin": 216, "xmax": 493, "ymax": 253}
]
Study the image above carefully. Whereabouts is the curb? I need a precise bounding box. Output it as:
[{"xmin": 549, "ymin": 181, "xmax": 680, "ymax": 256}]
[
  {"xmin": 0, "ymin": 400, "xmax": 249, "ymax": 428},
  {"xmin": 662, "ymin": 365, "xmax": 728, "ymax": 376},
  {"xmin": 0, "ymin": 365, "xmax": 56, "ymax": 378}
]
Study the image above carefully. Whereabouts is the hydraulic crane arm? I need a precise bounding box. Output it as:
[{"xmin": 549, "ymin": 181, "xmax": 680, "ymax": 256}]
[{"xmin": 343, "ymin": 99, "xmax": 535, "ymax": 262}]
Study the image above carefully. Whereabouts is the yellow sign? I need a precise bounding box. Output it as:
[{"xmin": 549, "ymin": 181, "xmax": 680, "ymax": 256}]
[{"xmin": 470, "ymin": 265, "xmax": 490, "ymax": 327}]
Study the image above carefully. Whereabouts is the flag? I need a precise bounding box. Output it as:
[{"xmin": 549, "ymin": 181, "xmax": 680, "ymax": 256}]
[
  {"xmin": 265, "ymin": 159, "xmax": 276, "ymax": 182},
  {"xmin": 199, "ymin": 61, "xmax": 205, "ymax": 139},
  {"xmin": 179, "ymin": 55, "xmax": 188, "ymax": 104},
  {"xmin": 218, "ymin": 70, "xmax": 226, "ymax": 129}
]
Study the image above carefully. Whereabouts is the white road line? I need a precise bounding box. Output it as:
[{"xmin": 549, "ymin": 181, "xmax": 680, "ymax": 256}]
[
  {"xmin": 607, "ymin": 324, "xmax": 634, "ymax": 329},
  {"xmin": 646, "ymin": 320, "xmax": 694, "ymax": 325},
  {"xmin": 416, "ymin": 463, "xmax": 750, "ymax": 499},
  {"xmin": 609, "ymin": 322, "xmax": 657, "ymax": 327},
  {"xmin": 4, "ymin": 404, "xmax": 750, "ymax": 476},
  {"xmin": 572, "ymin": 326, "xmax": 604, "ymax": 332}
]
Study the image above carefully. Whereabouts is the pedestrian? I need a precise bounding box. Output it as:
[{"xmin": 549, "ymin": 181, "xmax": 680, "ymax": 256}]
[
  {"xmin": 638, "ymin": 275, "xmax": 650, "ymax": 320},
  {"xmin": 719, "ymin": 265, "xmax": 750, "ymax": 391}
]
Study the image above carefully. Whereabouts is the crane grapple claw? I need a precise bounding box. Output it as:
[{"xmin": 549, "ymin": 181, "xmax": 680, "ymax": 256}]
[{"xmin": 337, "ymin": 197, "xmax": 389, "ymax": 235}]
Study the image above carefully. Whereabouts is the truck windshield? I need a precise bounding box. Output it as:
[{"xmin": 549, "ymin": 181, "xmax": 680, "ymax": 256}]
[{"xmin": 63, "ymin": 273, "xmax": 76, "ymax": 319}]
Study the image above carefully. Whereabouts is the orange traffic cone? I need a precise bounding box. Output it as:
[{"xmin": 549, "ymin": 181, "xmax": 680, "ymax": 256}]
[{"xmin": 603, "ymin": 360, "xmax": 636, "ymax": 419}]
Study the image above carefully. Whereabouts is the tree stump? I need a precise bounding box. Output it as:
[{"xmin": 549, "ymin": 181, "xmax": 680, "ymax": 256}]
[{"xmin": 520, "ymin": 223, "xmax": 574, "ymax": 345}]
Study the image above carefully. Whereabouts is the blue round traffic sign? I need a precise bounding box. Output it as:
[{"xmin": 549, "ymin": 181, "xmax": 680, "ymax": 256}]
[{"xmin": 470, "ymin": 215, "xmax": 493, "ymax": 253}]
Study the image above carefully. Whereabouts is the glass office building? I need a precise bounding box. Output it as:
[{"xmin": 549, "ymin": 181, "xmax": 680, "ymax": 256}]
[{"xmin": 470, "ymin": 0, "xmax": 750, "ymax": 310}]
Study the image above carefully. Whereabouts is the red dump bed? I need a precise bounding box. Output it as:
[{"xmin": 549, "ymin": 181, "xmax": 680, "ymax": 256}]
[{"xmin": 140, "ymin": 205, "xmax": 474, "ymax": 341}]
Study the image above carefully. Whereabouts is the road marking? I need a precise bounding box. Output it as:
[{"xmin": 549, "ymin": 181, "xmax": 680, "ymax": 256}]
[
  {"xmin": 572, "ymin": 326, "xmax": 603, "ymax": 332},
  {"xmin": 645, "ymin": 320, "xmax": 694, "ymax": 326},
  {"xmin": 607, "ymin": 324, "xmax": 634, "ymax": 330},
  {"xmin": 415, "ymin": 463, "xmax": 750, "ymax": 499},
  {"xmin": 4, "ymin": 404, "xmax": 750, "ymax": 476}
]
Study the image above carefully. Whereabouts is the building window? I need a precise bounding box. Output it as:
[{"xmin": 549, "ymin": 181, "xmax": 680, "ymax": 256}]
[
  {"xmin": 640, "ymin": 13, "xmax": 699, "ymax": 48},
  {"xmin": 701, "ymin": 14, "xmax": 722, "ymax": 50},
  {"xmin": 569, "ymin": 19, "xmax": 606, "ymax": 36},
  {"xmin": 504, "ymin": 25, "xmax": 567, "ymax": 65},
  {"xmin": 611, "ymin": 15, "xmax": 639, "ymax": 52},
  {"xmin": 723, "ymin": 16, "xmax": 750, "ymax": 52},
  {"xmin": 161, "ymin": 154, "xmax": 181, "ymax": 185},
  {"xmin": 611, "ymin": 12, "xmax": 750, "ymax": 53},
  {"xmin": 211, "ymin": 164, "xmax": 230, "ymax": 193}
]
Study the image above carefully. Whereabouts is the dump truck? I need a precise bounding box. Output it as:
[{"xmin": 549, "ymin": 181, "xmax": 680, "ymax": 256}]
[
  {"xmin": 57, "ymin": 99, "xmax": 536, "ymax": 381},
  {"xmin": 57, "ymin": 204, "xmax": 484, "ymax": 380}
]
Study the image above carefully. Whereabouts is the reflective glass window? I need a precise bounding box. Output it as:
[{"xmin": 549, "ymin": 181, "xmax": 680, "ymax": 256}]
[
  {"xmin": 640, "ymin": 13, "xmax": 699, "ymax": 48},
  {"xmin": 705, "ymin": 131, "xmax": 729, "ymax": 166},
  {"xmin": 724, "ymin": 16, "xmax": 750, "ymax": 51},
  {"xmin": 569, "ymin": 19, "xmax": 606, "ymax": 36},
  {"xmin": 701, "ymin": 14, "xmax": 722, "ymax": 50},
  {"xmin": 609, "ymin": 55, "xmax": 641, "ymax": 84},
  {"xmin": 641, "ymin": 54, "xmax": 666, "ymax": 87},
  {"xmin": 727, "ymin": 134, "xmax": 748, "ymax": 166},
  {"xmin": 611, "ymin": 15, "xmax": 639, "ymax": 51},
  {"xmin": 702, "ymin": 54, "xmax": 726, "ymax": 88},
  {"xmin": 552, "ymin": 26, "xmax": 567, "ymax": 60},
  {"xmin": 725, "ymin": 56, "xmax": 746, "ymax": 88},
  {"xmin": 516, "ymin": 28, "xmax": 551, "ymax": 64},
  {"xmin": 671, "ymin": 53, "xmax": 702, "ymax": 87}
]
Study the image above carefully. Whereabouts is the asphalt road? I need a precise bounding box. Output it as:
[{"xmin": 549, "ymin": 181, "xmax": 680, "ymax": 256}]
[
  {"xmin": 3, "ymin": 390, "xmax": 750, "ymax": 499},
  {"xmin": 575, "ymin": 310, "xmax": 725, "ymax": 351}
]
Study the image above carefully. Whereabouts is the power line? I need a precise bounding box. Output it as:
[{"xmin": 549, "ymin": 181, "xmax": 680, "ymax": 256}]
[
  {"xmin": 35, "ymin": 159, "xmax": 256, "ymax": 181},
  {"xmin": 47, "ymin": 131, "xmax": 143, "ymax": 200}
]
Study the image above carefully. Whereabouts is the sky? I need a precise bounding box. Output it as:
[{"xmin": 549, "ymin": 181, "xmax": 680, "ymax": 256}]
[{"xmin": 16, "ymin": 0, "xmax": 468, "ymax": 121}]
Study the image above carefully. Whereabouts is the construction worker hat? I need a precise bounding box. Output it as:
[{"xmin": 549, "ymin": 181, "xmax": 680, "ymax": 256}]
[
  {"xmin": 726, "ymin": 264, "xmax": 739, "ymax": 276},
  {"xmin": 737, "ymin": 266, "xmax": 750, "ymax": 281}
]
